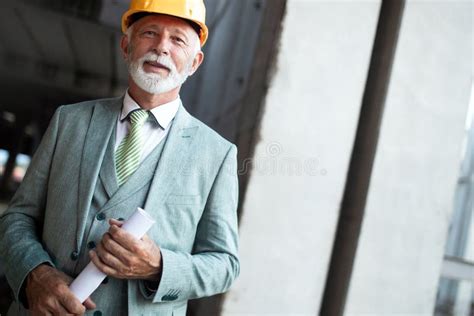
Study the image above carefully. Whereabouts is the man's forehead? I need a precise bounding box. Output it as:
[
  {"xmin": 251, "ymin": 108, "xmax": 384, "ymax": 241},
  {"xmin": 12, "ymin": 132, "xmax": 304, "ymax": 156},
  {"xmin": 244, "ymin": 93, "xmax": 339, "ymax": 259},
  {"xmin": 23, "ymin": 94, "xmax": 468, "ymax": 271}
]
[{"xmin": 132, "ymin": 13, "xmax": 198, "ymax": 36}]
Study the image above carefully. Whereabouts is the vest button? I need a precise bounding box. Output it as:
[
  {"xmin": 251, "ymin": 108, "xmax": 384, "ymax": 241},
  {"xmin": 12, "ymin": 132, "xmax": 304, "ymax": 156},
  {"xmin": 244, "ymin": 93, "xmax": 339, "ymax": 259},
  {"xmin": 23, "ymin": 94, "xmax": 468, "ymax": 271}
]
[
  {"xmin": 96, "ymin": 213, "xmax": 106, "ymax": 221},
  {"xmin": 70, "ymin": 251, "xmax": 79, "ymax": 261},
  {"xmin": 93, "ymin": 311, "xmax": 102, "ymax": 316},
  {"xmin": 87, "ymin": 241, "xmax": 96, "ymax": 249}
]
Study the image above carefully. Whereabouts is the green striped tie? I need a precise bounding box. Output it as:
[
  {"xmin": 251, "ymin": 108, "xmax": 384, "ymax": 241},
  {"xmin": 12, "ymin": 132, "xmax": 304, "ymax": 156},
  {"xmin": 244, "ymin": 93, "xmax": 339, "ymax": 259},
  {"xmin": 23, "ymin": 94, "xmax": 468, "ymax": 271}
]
[{"xmin": 115, "ymin": 109, "xmax": 149, "ymax": 186}]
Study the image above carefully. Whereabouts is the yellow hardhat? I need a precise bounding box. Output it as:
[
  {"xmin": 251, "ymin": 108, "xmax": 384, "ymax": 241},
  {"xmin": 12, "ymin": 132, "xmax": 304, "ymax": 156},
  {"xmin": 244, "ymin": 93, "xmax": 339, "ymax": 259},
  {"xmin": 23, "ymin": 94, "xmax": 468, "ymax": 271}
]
[{"xmin": 122, "ymin": 0, "xmax": 209, "ymax": 46}]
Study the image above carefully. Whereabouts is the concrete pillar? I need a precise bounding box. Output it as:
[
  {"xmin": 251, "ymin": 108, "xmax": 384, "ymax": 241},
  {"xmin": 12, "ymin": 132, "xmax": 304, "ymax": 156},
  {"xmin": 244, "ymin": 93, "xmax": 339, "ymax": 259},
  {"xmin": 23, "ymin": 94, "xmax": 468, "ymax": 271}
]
[
  {"xmin": 344, "ymin": 1, "xmax": 473, "ymax": 314},
  {"xmin": 453, "ymin": 218, "xmax": 474, "ymax": 315},
  {"xmin": 222, "ymin": 1, "xmax": 381, "ymax": 314}
]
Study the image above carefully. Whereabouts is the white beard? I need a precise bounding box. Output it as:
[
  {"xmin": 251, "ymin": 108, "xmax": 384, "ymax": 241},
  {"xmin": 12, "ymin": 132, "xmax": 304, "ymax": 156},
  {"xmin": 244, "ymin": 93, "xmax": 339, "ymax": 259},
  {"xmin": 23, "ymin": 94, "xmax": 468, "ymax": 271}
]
[{"xmin": 128, "ymin": 52, "xmax": 192, "ymax": 95}]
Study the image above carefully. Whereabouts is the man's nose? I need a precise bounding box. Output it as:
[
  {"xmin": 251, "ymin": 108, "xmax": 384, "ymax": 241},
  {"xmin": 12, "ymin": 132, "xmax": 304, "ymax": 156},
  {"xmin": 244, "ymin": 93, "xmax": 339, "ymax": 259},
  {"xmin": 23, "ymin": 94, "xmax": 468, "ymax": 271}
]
[{"xmin": 153, "ymin": 35, "xmax": 171, "ymax": 56}]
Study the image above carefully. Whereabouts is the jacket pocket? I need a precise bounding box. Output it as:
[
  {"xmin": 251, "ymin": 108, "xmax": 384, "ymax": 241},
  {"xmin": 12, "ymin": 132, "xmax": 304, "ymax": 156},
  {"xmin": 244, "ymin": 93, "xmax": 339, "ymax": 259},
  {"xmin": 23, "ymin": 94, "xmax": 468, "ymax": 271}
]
[
  {"xmin": 165, "ymin": 194, "xmax": 200, "ymax": 205},
  {"xmin": 172, "ymin": 302, "xmax": 187, "ymax": 316}
]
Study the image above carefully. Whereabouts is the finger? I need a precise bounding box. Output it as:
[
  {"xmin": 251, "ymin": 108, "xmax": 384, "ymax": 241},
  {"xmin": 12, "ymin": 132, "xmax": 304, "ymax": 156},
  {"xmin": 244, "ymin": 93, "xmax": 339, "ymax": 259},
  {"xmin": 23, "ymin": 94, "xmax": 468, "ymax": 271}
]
[
  {"xmin": 140, "ymin": 234, "xmax": 161, "ymax": 254},
  {"xmin": 44, "ymin": 297, "xmax": 75, "ymax": 316},
  {"xmin": 95, "ymin": 240, "xmax": 128, "ymax": 271},
  {"xmin": 109, "ymin": 218, "xmax": 124, "ymax": 227},
  {"xmin": 59, "ymin": 290, "xmax": 86, "ymax": 315},
  {"xmin": 89, "ymin": 250, "xmax": 121, "ymax": 278},
  {"xmin": 108, "ymin": 225, "xmax": 141, "ymax": 252},
  {"xmin": 41, "ymin": 309, "xmax": 54, "ymax": 316},
  {"xmin": 101, "ymin": 232, "xmax": 134, "ymax": 261},
  {"xmin": 140, "ymin": 235, "xmax": 161, "ymax": 255},
  {"xmin": 97, "ymin": 233, "xmax": 134, "ymax": 270},
  {"xmin": 141, "ymin": 234, "xmax": 152, "ymax": 243},
  {"xmin": 84, "ymin": 297, "xmax": 97, "ymax": 310},
  {"xmin": 60, "ymin": 302, "xmax": 84, "ymax": 315},
  {"xmin": 32, "ymin": 307, "xmax": 53, "ymax": 316}
]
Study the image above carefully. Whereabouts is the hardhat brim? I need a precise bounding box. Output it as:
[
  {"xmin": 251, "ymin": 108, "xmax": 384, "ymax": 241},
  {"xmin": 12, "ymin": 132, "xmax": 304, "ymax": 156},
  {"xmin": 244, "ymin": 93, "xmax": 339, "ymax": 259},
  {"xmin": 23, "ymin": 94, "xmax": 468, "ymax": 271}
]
[{"xmin": 122, "ymin": 9, "xmax": 208, "ymax": 46}]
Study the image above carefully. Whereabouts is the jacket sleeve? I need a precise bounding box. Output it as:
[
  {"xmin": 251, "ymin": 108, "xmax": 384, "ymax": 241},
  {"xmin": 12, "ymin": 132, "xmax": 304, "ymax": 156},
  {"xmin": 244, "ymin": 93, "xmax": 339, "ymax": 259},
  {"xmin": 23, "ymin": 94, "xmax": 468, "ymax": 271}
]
[
  {"xmin": 140, "ymin": 144, "xmax": 240, "ymax": 303},
  {"xmin": 0, "ymin": 107, "xmax": 62, "ymax": 302}
]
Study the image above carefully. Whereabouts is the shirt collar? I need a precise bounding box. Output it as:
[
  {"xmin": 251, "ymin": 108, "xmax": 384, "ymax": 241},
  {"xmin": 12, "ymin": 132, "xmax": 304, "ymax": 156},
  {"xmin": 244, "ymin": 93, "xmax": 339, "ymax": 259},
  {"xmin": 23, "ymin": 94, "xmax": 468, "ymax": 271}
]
[{"xmin": 121, "ymin": 90, "xmax": 180, "ymax": 130}]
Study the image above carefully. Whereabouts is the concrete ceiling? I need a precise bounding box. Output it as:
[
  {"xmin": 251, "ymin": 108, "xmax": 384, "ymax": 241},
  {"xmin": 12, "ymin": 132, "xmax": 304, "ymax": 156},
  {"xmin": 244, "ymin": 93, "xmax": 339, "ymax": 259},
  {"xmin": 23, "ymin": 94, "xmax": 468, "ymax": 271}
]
[{"xmin": 0, "ymin": 1, "xmax": 129, "ymax": 114}]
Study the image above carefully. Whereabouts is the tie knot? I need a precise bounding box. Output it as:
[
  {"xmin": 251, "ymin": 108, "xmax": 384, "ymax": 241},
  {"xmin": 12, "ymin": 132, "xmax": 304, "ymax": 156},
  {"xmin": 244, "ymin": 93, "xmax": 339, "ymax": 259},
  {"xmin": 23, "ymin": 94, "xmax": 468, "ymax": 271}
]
[{"xmin": 129, "ymin": 110, "xmax": 149, "ymax": 126}]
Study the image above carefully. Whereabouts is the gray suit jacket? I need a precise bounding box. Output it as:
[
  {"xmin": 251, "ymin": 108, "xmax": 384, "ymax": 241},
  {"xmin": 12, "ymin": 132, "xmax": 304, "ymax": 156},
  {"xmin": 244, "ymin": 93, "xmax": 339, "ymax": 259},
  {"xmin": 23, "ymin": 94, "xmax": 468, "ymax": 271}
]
[{"xmin": 0, "ymin": 96, "xmax": 240, "ymax": 315}]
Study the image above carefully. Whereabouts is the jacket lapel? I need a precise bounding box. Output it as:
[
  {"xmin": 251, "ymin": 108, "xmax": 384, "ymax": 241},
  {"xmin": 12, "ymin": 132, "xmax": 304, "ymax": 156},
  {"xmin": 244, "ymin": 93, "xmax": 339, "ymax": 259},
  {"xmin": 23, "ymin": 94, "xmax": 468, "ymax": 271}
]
[
  {"xmin": 144, "ymin": 104, "xmax": 199, "ymax": 214},
  {"xmin": 75, "ymin": 98, "xmax": 121, "ymax": 250},
  {"xmin": 99, "ymin": 129, "xmax": 119, "ymax": 199}
]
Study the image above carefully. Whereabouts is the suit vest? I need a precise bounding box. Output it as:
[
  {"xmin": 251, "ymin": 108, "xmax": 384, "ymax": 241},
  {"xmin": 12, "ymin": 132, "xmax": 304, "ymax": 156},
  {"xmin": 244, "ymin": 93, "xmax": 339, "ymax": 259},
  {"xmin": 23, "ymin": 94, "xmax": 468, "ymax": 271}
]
[{"xmin": 73, "ymin": 124, "xmax": 169, "ymax": 315}]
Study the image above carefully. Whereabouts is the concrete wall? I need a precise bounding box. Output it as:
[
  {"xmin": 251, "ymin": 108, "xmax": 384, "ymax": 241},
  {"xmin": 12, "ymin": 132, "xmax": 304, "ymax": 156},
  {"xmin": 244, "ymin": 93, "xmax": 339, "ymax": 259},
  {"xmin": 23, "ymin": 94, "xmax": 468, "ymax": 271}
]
[
  {"xmin": 344, "ymin": 1, "xmax": 473, "ymax": 314},
  {"xmin": 223, "ymin": 0, "xmax": 472, "ymax": 314},
  {"xmin": 222, "ymin": 1, "xmax": 381, "ymax": 314}
]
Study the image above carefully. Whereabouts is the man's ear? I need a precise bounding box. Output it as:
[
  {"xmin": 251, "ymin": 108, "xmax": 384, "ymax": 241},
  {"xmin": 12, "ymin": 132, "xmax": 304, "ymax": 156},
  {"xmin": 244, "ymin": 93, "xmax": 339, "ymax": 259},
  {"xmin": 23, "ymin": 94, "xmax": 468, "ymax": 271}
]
[
  {"xmin": 120, "ymin": 34, "xmax": 130, "ymax": 60},
  {"xmin": 188, "ymin": 51, "xmax": 204, "ymax": 76}
]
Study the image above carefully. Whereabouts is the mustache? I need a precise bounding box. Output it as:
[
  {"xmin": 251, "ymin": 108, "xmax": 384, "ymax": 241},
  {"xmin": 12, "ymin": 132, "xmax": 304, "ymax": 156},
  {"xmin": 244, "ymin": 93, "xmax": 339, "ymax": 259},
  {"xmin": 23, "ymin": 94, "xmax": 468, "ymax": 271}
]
[{"xmin": 139, "ymin": 52, "xmax": 177, "ymax": 73}]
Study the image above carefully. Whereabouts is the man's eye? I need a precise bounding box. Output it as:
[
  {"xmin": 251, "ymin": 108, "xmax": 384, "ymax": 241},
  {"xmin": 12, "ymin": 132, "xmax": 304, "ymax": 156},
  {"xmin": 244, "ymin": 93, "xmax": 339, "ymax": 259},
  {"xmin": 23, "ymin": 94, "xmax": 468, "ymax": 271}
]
[
  {"xmin": 173, "ymin": 36, "xmax": 185, "ymax": 44},
  {"xmin": 143, "ymin": 31, "xmax": 156, "ymax": 37}
]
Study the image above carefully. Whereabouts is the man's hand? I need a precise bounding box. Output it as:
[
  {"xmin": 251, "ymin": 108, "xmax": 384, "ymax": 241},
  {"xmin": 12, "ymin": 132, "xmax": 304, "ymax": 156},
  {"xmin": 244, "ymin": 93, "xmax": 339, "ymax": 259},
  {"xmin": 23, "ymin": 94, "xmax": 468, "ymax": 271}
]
[
  {"xmin": 26, "ymin": 264, "xmax": 96, "ymax": 315},
  {"xmin": 90, "ymin": 219, "xmax": 162, "ymax": 280}
]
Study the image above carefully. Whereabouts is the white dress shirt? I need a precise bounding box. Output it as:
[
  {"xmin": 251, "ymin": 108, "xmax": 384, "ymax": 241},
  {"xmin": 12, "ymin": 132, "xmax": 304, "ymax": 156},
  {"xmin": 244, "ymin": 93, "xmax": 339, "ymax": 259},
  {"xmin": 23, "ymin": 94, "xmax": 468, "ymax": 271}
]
[{"xmin": 115, "ymin": 91, "xmax": 180, "ymax": 163}]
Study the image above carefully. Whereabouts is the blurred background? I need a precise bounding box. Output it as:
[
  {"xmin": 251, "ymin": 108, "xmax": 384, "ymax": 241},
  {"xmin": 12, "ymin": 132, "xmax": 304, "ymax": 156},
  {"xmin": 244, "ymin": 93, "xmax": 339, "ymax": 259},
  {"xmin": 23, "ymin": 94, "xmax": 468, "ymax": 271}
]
[{"xmin": 0, "ymin": 0, "xmax": 472, "ymax": 315}]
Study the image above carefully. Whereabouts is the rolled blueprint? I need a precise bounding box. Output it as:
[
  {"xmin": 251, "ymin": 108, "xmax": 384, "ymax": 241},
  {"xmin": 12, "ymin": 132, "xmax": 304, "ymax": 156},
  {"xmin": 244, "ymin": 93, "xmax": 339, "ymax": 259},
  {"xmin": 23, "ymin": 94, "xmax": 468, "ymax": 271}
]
[{"xmin": 69, "ymin": 207, "xmax": 155, "ymax": 303}]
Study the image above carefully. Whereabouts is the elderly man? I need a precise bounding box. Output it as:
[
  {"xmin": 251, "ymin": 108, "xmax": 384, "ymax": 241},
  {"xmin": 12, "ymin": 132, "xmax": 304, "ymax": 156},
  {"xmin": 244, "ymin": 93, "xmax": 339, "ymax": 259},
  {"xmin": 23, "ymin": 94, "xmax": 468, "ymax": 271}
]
[{"xmin": 0, "ymin": 0, "xmax": 240, "ymax": 315}]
